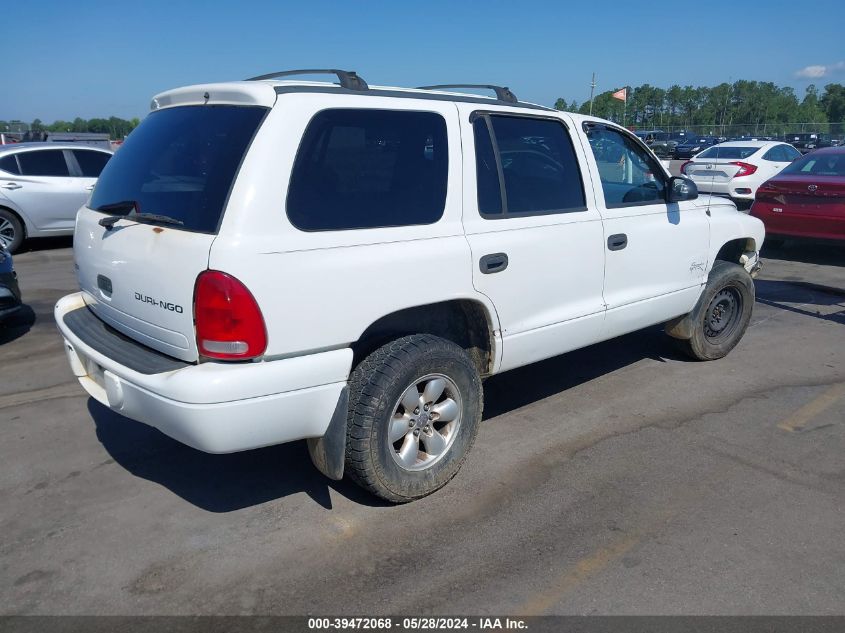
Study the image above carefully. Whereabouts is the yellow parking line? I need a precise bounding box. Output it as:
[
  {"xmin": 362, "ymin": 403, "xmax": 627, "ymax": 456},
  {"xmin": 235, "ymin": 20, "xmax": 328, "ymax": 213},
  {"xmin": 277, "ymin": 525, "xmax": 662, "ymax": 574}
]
[
  {"xmin": 514, "ymin": 533, "xmax": 641, "ymax": 616},
  {"xmin": 777, "ymin": 383, "xmax": 845, "ymax": 433}
]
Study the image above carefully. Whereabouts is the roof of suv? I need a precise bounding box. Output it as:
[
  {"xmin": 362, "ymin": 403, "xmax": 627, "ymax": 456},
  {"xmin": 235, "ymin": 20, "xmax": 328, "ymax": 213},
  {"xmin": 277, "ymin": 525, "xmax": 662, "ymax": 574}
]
[
  {"xmin": 0, "ymin": 142, "xmax": 113, "ymax": 154},
  {"xmin": 151, "ymin": 79, "xmax": 556, "ymax": 113}
]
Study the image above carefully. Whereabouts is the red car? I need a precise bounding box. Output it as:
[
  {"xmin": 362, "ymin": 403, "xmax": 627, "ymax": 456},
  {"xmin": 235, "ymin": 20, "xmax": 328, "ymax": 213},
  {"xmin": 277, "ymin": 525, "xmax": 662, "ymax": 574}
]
[{"xmin": 751, "ymin": 147, "xmax": 845, "ymax": 243}]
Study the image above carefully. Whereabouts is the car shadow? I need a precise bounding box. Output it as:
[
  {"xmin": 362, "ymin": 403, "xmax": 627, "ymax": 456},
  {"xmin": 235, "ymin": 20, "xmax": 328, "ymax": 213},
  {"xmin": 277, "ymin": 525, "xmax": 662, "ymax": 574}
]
[
  {"xmin": 19, "ymin": 235, "xmax": 74, "ymax": 253},
  {"xmin": 482, "ymin": 325, "xmax": 679, "ymax": 420},
  {"xmin": 88, "ymin": 399, "xmax": 389, "ymax": 512},
  {"xmin": 754, "ymin": 279, "xmax": 845, "ymax": 325},
  {"xmin": 762, "ymin": 240, "xmax": 845, "ymax": 267},
  {"xmin": 0, "ymin": 304, "xmax": 36, "ymax": 345},
  {"xmin": 89, "ymin": 325, "xmax": 682, "ymax": 513}
]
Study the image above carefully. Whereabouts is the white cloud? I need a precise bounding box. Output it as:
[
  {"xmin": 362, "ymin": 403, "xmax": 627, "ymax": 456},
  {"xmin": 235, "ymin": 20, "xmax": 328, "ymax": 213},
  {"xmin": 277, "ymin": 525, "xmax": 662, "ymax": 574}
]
[{"xmin": 796, "ymin": 61, "xmax": 845, "ymax": 78}]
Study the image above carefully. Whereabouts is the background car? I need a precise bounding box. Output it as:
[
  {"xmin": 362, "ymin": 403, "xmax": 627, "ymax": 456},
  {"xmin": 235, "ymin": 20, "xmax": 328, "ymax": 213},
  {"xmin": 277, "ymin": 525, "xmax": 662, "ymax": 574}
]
[
  {"xmin": 783, "ymin": 132, "xmax": 833, "ymax": 154},
  {"xmin": 672, "ymin": 136, "xmax": 720, "ymax": 159},
  {"xmin": 0, "ymin": 142, "xmax": 113, "ymax": 252},
  {"xmin": 0, "ymin": 248, "xmax": 22, "ymax": 323},
  {"xmin": 751, "ymin": 147, "xmax": 845, "ymax": 243},
  {"xmin": 650, "ymin": 131, "xmax": 698, "ymax": 159},
  {"xmin": 634, "ymin": 130, "xmax": 664, "ymax": 145},
  {"xmin": 680, "ymin": 141, "xmax": 801, "ymax": 209}
]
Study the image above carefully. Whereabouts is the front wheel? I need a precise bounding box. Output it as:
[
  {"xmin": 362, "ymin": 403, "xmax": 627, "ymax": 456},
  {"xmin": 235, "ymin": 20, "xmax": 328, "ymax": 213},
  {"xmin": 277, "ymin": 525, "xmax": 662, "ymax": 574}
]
[
  {"xmin": 673, "ymin": 261, "xmax": 755, "ymax": 361},
  {"xmin": 0, "ymin": 209, "xmax": 24, "ymax": 254},
  {"xmin": 345, "ymin": 334, "xmax": 483, "ymax": 503}
]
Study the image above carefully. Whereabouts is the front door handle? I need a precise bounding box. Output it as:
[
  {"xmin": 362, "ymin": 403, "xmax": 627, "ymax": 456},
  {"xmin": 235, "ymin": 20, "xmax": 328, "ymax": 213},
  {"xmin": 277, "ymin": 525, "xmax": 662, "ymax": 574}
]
[
  {"xmin": 85, "ymin": 184, "xmax": 95, "ymax": 191},
  {"xmin": 0, "ymin": 182, "xmax": 22, "ymax": 190},
  {"xmin": 479, "ymin": 252, "xmax": 509, "ymax": 274},
  {"xmin": 607, "ymin": 233, "xmax": 628, "ymax": 251}
]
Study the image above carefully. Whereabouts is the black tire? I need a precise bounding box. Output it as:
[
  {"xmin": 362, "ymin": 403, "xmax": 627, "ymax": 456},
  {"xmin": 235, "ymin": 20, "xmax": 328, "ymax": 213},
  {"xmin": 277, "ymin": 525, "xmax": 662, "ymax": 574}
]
[
  {"xmin": 0, "ymin": 208, "xmax": 24, "ymax": 254},
  {"xmin": 345, "ymin": 334, "xmax": 483, "ymax": 503},
  {"xmin": 674, "ymin": 261, "xmax": 755, "ymax": 361}
]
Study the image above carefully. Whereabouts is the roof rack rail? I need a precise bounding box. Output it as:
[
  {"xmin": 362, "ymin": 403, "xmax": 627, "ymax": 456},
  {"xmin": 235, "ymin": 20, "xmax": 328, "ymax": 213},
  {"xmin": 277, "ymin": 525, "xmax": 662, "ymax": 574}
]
[
  {"xmin": 417, "ymin": 84, "xmax": 518, "ymax": 104},
  {"xmin": 246, "ymin": 69, "xmax": 368, "ymax": 91}
]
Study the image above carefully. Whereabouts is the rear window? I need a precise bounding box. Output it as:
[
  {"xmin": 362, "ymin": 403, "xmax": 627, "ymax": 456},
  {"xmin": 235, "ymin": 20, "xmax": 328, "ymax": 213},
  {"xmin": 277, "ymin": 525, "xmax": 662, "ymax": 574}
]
[
  {"xmin": 782, "ymin": 153, "xmax": 845, "ymax": 176},
  {"xmin": 697, "ymin": 146, "xmax": 760, "ymax": 159},
  {"xmin": 287, "ymin": 109, "xmax": 448, "ymax": 231},
  {"xmin": 90, "ymin": 105, "xmax": 266, "ymax": 233}
]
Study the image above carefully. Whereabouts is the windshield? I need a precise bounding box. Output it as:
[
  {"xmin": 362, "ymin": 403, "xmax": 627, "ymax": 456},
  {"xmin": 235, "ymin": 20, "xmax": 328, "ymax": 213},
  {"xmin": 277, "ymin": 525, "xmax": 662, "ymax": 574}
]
[
  {"xmin": 90, "ymin": 105, "xmax": 267, "ymax": 233},
  {"xmin": 697, "ymin": 146, "xmax": 760, "ymax": 159},
  {"xmin": 781, "ymin": 153, "xmax": 845, "ymax": 176}
]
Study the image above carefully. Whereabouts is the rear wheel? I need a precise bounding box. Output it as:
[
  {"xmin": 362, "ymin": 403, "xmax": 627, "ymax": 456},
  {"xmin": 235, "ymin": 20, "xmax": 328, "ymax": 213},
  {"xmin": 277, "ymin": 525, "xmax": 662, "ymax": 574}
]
[
  {"xmin": 673, "ymin": 261, "xmax": 755, "ymax": 361},
  {"xmin": 345, "ymin": 334, "xmax": 483, "ymax": 503},
  {"xmin": 0, "ymin": 209, "xmax": 24, "ymax": 253}
]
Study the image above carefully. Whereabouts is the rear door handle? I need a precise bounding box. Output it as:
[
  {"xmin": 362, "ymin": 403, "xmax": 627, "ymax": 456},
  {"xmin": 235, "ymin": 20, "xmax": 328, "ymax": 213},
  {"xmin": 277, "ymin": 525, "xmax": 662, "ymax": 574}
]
[
  {"xmin": 607, "ymin": 233, "xmax": 628, "ymax": 251},
  {"xmin": 1, "ymin": 182, "xmax": 22, "ymax": 190},
  {"xmin": 85, "ymin": 184, "xmax": 95, "ymax": 191},
  {"xmin": 479, "ymin": 252, "xmax": 509, "ymax": 274}
]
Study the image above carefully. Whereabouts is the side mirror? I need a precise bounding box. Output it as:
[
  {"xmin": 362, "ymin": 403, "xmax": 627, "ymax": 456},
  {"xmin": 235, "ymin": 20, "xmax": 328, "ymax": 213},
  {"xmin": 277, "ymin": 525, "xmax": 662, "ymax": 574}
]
[{"xmin": 667, "ymin": 176, "xmax": 698, "ymax": 202}]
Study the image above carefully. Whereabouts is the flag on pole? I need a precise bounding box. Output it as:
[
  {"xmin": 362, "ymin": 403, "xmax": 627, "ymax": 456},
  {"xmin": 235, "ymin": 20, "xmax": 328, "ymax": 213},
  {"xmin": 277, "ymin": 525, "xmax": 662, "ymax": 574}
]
[{"xmin": 612, "ymin": 88, "xmax": 627, "ymax": 102}]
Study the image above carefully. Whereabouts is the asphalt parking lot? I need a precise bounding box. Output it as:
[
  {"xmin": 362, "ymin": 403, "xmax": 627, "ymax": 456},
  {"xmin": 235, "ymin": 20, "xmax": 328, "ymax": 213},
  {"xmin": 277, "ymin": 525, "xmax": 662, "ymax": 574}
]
[{"xmin": 1, "ymin": 238, "xmax": 843, "ymax": 615}]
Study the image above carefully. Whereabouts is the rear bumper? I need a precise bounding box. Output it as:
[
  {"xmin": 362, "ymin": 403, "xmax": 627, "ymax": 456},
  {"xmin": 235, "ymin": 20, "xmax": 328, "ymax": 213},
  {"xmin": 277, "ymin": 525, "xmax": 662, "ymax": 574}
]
[
  {"xmin": 55, "ymin": 292, "xmax": 353, "ymax": 453},
  {"xmin": 751, "ymin": 203, "xmax": 845, "ymax": 242},
  {"xmin": 692, "ymin": 179, "xmax": 755, "ymax": 200}
]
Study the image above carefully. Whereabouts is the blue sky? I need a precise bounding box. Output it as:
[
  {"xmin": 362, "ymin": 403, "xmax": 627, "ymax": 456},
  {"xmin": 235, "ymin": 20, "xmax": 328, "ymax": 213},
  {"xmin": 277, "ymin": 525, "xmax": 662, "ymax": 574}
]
[{"xmin": 3, "ymin": 0, "xmax": 845, "ymax": 121}]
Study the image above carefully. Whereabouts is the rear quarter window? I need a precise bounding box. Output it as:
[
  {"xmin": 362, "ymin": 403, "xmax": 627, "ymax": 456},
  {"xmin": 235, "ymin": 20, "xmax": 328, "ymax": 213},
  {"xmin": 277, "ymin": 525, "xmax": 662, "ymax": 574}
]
[
  {"xmin": 286, "ymin": 109, "xmax": 448, "ymax": 231},
  {"xmin": 73, "ymin": 150, "xmax": 112, "ymax": 177},
  {"xmin": 0, "ymin": 155, "xmax": 19, "ymax": 174}
]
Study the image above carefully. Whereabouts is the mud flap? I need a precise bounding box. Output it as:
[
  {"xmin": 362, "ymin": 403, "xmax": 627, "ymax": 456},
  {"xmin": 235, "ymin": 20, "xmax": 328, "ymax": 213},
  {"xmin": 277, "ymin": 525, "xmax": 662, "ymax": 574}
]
[{"xmin": 307, "ymin": 386, "xmax": 348, "ymax": 480}]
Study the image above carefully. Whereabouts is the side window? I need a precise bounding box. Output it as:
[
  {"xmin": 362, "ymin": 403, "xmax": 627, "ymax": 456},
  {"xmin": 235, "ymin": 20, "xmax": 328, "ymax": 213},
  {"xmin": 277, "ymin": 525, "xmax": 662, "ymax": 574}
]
[
  {"xmin": 17, "ymin": 150, "xmax": 70, "ymax": 177},
  {"xmin": 287, "ymin": 109, "xmax": 448, "ymax": 231},
  {"xmin": 472, "ymin": 114, "xmax": 586, "ymax": 217},
  {"xmin": 584, "ymin": 124, "xmax": 667, "ymax": 208},
  {"xmin": 73, "ymin": 150, "xmax": 111, "ymax": 177},
  {"xmin": 0, "ymin": 155, "xmax": 20, "ymax": 174},
  {"xmin": 783, "ymin": 145, "xmax": 801, "ymax": 161}
]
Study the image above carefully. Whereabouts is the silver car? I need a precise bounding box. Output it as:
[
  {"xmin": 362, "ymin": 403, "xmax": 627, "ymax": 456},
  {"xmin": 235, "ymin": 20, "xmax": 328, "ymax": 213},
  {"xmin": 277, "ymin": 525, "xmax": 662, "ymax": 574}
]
[{"xmin": 0, "ymin": 142, "xmax": 113, "ymax": 252}]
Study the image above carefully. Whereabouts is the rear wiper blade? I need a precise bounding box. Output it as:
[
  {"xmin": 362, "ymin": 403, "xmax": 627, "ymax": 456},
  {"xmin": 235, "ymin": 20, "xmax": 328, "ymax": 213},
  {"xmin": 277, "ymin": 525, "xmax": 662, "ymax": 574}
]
[
  {"xmin": 95, "ymin": 200, "xmax": 138, "ymax": 214},
  {"xmin": 97, "ymin": 200, "xmax": 139, "ymax": 229},
  {"xmin": 97, "ymin": 200, "xmax": 184, "ymax": 230}
]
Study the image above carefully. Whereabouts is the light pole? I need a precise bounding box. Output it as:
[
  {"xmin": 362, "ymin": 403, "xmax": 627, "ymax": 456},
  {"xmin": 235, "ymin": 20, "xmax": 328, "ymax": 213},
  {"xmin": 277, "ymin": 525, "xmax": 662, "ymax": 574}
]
[{"xmin": 589, "ymin": 72, "xmax": 596, "ymax": 116}]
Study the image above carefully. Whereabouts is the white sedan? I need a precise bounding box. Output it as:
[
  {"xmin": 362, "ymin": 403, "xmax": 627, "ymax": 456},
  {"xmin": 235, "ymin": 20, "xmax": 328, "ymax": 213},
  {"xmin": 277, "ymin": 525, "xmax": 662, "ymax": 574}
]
[
  {"xmin": 680, "ymin": 141, "xmax": 801, "ymax": 209},
  {"xmin": 0, "ymin": 142, "xmax": 113, "ymax": 252}
]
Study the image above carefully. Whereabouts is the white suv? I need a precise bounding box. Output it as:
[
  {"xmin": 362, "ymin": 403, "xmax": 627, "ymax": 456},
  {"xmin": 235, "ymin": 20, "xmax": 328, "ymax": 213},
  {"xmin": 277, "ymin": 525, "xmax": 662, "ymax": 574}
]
[{"xmin": 55, "ymin": 69, "xmax": 764, "ymax": 502}]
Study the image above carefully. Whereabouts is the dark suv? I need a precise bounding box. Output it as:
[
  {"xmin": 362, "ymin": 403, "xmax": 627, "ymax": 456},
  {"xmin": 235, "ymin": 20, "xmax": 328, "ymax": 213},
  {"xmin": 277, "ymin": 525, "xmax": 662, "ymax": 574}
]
[{"xmin": 783, "ymin": 133, "xmax": 832, "ymax": 154}]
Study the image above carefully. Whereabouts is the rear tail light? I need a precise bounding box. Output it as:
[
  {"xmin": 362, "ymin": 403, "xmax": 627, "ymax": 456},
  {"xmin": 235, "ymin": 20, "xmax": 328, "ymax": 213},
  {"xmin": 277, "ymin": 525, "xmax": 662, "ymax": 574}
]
[
  {"xmin": 680, "ymin": 160, "xmax": 693, "ymax": 175},
  {"xmin": 754, "ymin": 181, "xmax": 777, "ymax": 202},
  {"xmin": 194, "ymin": 270, "xmax": 267, "ymax": 360},
  {"xmin": 731, "ymin": 161, "xmax": 757, "ymax": 178}
]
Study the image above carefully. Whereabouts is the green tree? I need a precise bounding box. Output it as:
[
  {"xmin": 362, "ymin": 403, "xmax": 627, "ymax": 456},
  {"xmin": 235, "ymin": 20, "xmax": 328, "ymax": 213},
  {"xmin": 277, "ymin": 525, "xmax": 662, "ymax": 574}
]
[{"xmin": 820, "ymin": 84, "xmax": 845, "ymax": 133}]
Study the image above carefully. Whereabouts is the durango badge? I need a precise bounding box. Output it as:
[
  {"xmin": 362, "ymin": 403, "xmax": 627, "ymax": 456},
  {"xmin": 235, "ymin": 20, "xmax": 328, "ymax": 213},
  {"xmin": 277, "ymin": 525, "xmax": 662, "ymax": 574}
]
[{"xmin": 134, "ymin": 292, "xmax": 184, "ymax": 313}]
